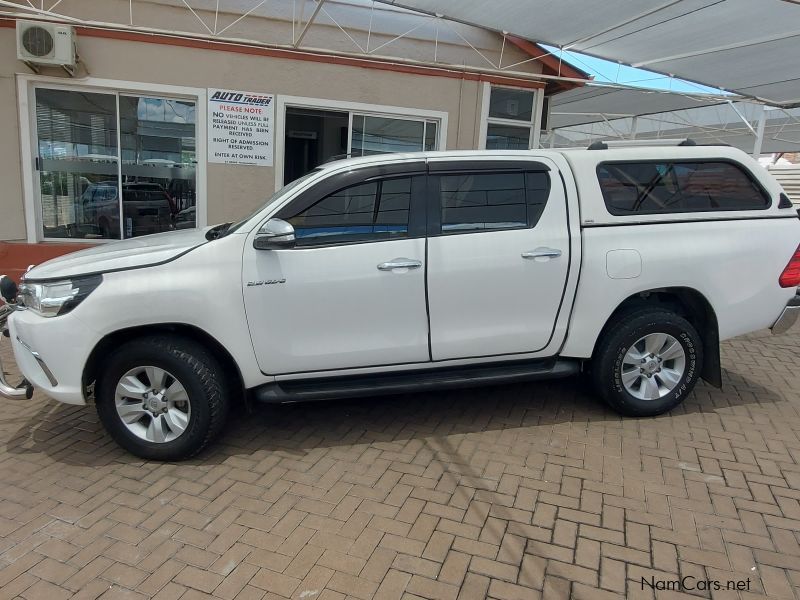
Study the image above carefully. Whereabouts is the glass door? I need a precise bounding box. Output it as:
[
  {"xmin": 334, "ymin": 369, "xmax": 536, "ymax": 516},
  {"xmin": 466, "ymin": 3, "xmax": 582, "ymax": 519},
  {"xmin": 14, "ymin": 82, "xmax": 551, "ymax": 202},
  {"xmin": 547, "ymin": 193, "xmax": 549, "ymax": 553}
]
[
  {"xmin": 36, "ymin": 88, "xmax": 121, "ymax": 239},
  {"xmin": 119, "ymin": 95, "xmax": 197, "ymax": 236}
]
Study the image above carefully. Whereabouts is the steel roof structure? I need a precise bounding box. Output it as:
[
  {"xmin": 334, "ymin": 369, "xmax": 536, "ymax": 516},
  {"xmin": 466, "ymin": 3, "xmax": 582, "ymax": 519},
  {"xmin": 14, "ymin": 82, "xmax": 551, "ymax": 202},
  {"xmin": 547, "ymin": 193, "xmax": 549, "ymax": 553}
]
[
  {"xmin": 548, "ymin": 94, "xmax": 800, "ymax": 154},
  {"xmin": 549, "ymin": 86, "xmax": 729, "ymax": 129},
  {"xmin": 378, "ymin": 0, "xmax": 800, "ymax": 107},
  {"xmin": 0, "ymin": 0, "xmax": 586, "ymax": 90}
]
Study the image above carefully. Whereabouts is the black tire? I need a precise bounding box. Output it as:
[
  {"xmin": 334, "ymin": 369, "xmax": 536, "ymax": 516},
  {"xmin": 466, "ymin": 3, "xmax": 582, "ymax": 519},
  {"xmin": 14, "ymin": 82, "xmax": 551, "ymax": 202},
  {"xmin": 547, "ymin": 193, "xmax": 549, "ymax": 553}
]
[
  {"xmin": 95, "ymin": 335, "xmax": 229, "ymax": 460},
  {"xmin": 592, "ymin": 308, "xmax": 702, "ymax": 417}
]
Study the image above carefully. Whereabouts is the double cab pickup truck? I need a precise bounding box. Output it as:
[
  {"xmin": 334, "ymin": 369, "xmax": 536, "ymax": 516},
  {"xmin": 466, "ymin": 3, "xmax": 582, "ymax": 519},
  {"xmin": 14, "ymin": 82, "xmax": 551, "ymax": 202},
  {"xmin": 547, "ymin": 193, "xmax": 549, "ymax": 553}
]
[{"xmin": 2, "ymin": 140, "xmax": 799, "ymax": 460}]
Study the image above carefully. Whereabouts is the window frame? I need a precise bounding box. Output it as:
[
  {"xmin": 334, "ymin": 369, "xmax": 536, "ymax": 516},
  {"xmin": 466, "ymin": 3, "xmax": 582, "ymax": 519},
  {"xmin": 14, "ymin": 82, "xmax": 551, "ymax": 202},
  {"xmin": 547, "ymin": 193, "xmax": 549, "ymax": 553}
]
[
  {"xmin": 596, "ymin": 158, "xmax": 772, "ymax": 217},
  {"xmin": 274, "ymin": 95, "xmax": 448, "ymax": 190},
  {"xmin": 275, "ymin": 163, "xmax": 428, "ymax": 248},
  {"xmin": 425, "ymin": 163, "xmax": 552, "ymax": 237},
  {"xmin": 350, "ymin": 113, "xmax": 441, "ymax": 157},
  {"xmin": 479, "ymin": 83, "xmax": 545, "ymax": 151},
  {"xmin": 18, "ymin": 74, "xmax": 207, "ymax": 244}
]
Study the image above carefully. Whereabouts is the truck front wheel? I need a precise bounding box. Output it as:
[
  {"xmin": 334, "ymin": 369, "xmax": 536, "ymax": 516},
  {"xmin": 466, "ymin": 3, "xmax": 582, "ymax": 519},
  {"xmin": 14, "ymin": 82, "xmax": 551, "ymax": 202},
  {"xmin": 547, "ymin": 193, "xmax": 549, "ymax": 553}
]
[
  {"xmin": 592, "ymin": 309, "xmax": 703, "ymax": 416},
  {"xmin": 95, "ymin": 335, "xmax": 229, "ymax": 460}
]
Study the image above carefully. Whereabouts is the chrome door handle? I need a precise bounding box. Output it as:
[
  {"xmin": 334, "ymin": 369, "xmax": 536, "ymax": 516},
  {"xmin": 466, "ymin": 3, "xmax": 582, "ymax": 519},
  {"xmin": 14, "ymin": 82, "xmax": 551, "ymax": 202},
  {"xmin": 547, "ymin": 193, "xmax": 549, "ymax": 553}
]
[
  {"xmin": 377, "ymin": 258, "xmax": 422, "ymax": 271},
  {"xmin": 521, "ymin": 247, "xmax": 562, "ymax": 260}
]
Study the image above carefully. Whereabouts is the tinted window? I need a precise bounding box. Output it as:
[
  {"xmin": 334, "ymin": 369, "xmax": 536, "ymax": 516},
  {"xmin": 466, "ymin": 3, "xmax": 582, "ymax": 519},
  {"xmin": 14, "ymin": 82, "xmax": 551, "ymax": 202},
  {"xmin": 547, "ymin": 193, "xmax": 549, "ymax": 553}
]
[
  {"xmin": 597, "ymin": 161, "xmax": 769, "ymax": 215},
  {"xmin": 288, "ymin": 177, "xmax": 413, "ymax": 245},
  {"xmin": 438, "ymin": 171, "xmax": 550, "ymax": 234}
]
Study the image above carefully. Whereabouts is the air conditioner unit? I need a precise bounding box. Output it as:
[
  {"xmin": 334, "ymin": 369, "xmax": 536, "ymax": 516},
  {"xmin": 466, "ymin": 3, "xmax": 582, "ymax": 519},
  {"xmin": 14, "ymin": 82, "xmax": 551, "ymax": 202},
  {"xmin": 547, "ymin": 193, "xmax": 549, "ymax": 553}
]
[{"xmin": 16, "ymin": 20, "xmax": 76, "ymax": 72}]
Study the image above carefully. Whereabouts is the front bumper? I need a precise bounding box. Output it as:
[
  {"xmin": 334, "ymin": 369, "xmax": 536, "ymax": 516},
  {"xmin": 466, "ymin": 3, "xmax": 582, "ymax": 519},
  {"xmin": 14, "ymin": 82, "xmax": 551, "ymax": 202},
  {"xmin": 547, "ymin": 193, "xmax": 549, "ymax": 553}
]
[
  {"xmin": 0, "ymin": 304, "xmax": 32, "ymax": 399},
  {"xmin": 5, "ymin": 307, "xmax": 95, "ymax": 405},
  {"xmin": 771, "ymin": 292, "xmax": 800, "ymax": 335}
]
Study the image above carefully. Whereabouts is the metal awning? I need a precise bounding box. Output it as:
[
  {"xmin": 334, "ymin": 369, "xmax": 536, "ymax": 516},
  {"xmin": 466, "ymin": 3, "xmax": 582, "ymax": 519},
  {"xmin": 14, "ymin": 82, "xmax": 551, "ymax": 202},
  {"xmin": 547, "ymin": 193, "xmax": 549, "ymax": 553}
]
[
  {"xmin": 378, "ymin": 0, "xmax": 800, "ymax": 107},
  {"xmin": 549, "ymin": 98, "xmax": 800, "ymax": 155},
  {"xmin": 549, "ymin": 86, "xmax": 728, "ymax": 129}
]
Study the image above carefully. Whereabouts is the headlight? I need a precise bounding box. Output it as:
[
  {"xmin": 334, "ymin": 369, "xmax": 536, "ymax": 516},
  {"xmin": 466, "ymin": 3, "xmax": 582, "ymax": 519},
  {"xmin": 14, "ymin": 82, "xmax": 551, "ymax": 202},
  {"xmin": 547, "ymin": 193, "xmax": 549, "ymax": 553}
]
[{"xmin": 18, "ymin": 275, "xmax": 102, "ymax": 318}]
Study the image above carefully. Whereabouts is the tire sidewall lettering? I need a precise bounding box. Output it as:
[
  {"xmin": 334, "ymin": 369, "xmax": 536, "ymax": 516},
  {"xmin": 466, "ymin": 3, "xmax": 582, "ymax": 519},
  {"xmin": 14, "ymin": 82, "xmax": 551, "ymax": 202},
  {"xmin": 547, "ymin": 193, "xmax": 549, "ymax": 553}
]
[{"xmin": 612, "ymin": 326, "xmax": 697, "ymax": 403}]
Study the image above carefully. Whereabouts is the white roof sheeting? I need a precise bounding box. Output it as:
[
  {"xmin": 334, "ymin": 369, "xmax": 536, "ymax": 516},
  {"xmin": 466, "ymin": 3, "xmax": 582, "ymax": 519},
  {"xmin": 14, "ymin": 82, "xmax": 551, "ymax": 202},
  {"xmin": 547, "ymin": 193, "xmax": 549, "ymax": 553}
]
[
  {"xmin": 549, "ymin": 102, "xmax": 800, "ymax": 154},
  {"xmin": 549, "ymin": 86, "xmax": 728, "ymax": 128},
  {"xmin": 378, "ymin": 0, "xmax": 800, "ymax": 106}
]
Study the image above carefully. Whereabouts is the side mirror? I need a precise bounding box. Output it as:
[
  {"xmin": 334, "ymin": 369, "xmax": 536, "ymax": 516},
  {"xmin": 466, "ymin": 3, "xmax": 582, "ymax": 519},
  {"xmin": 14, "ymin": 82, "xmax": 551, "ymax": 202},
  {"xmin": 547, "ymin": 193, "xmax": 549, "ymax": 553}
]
[{"xmin": 254, "ymin": 218, "xmax": 296, "ymax": 250}]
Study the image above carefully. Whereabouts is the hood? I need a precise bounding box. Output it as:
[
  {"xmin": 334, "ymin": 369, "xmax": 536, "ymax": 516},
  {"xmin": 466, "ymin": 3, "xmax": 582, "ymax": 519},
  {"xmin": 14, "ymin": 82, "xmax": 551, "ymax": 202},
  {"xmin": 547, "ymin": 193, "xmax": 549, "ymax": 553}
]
[{"xmin": 25, "ymin": 227, "xmax": 212, "ymax": 281}]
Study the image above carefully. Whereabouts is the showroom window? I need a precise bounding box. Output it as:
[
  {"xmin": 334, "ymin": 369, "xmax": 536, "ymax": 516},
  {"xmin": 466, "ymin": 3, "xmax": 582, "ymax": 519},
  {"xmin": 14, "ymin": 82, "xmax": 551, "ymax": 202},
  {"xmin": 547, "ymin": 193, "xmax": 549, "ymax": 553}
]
[
  {"xmin": 483, "ymin": 86, "xmax": 541, "ymax": 150},
  {"xmin": 34, "ymin": 87, "xmax": 197, "ymax": 241}
]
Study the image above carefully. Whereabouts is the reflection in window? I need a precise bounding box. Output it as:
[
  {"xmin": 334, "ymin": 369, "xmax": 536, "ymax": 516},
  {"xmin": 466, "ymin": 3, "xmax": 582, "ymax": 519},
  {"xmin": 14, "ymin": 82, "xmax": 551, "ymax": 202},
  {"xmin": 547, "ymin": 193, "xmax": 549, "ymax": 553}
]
[
  {"xmin": 351, "ymin": 116, "xmax": 436, "ymax": 157},
  {"xmin": 484, "ymin": 86, "xmax": 538, "ymax": 150},
  {"xmin": 34, "ymin": 88, "xmax": 197, "ymax": 240},
  {"xmin": 486, "ymin": 124, "xmax": 531, "ymax": 150},
  {"xmin": 289, "ymin": 177, "xmax": 414, "ymax": 245},
  {"xmin": 439, "ymin": 171, "xmax": 551, "ymax": 234},
  {"xmin": 119, "ymin": 95, "xmax": 197, "ymax": 237},
  {"xmin": 441, "ymin": 173, "xmax": 527, "ymax": 232},
  {"xmin": 597, "ymin": 161, "xmax": 770, "ymax": 215},
  {"xmin": 36, "ymin": 89, "xmax": 120, "ymax": 239},
  {"xmin": 489, "ymin": 88, "xmax": 535, "ymax": 122},
  {"xmin": 424, "ymin": 121, "xmax": 438, "ymax": 151}
]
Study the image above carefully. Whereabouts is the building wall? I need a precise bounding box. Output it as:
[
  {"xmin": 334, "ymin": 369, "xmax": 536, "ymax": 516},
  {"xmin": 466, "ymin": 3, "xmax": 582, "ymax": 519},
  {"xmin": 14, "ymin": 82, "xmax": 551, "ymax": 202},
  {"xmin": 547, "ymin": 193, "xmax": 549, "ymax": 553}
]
[
  {"xmin": 0, "ymin": 24, "xmax": 547, "ymax": 243},
  {"xmin": 0, "ymin": 32, "xmax": 25, "ymax": 242}
]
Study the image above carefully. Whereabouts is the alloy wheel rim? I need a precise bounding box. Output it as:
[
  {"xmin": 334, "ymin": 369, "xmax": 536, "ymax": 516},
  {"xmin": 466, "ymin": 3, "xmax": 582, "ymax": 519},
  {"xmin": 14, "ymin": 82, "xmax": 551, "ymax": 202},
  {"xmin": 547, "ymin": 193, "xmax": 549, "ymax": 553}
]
[
  {"xmin": 620, "ymin": 333, "xmax": 686, "ymax": 401},
  {"xmin": 114, "ymin": 366, "xmax": 191, "ymax": 443}
]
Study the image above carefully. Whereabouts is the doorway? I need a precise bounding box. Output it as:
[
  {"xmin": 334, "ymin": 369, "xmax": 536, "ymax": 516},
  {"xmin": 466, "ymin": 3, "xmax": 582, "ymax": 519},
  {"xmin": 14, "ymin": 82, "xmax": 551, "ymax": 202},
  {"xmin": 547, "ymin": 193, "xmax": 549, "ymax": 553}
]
[{"xmin": 284, "ymin": 107, "xmax": 348, "ymax": 183}]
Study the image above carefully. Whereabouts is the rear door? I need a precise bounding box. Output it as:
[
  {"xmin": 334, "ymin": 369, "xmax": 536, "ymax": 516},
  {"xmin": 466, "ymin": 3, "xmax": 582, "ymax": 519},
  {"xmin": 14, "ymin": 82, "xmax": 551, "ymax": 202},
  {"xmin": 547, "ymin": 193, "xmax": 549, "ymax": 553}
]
[{"xmin": 426, "ymin": 157, "xmax": 571, "ymax": 361}]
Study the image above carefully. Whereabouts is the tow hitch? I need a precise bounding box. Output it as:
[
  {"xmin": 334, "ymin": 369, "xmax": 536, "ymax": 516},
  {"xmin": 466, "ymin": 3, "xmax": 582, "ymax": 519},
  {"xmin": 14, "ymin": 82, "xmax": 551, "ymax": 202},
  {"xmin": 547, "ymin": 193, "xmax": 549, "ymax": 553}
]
[{"xmin": 0, "ymin": 276, "xmax": 33, "ymax": 399}]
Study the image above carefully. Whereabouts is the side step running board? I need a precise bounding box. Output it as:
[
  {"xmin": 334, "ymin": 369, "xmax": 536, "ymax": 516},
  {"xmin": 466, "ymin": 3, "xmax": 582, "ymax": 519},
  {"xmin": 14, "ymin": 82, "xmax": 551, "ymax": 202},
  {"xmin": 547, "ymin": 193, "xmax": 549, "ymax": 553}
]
[{"xmin": 253, "ymin": 358, "xmax": 580, "ymax": 404}]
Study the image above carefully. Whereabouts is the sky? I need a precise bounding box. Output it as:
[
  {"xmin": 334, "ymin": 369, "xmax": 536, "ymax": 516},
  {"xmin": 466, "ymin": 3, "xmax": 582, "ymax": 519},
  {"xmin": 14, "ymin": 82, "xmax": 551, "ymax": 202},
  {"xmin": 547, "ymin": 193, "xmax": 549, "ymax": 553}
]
[{"xmin": 542, "ymin": 45, "xmax": 726, "ymax": 95}]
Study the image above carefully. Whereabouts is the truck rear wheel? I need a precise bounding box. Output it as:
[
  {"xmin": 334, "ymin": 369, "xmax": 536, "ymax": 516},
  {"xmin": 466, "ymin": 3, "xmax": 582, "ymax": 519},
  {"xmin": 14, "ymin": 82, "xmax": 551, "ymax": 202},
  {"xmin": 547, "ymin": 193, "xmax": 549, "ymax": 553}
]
[
  {"xmin": 95, "ymin": 335, "xmax": 229, "ymax": 460},
  {"xmin": 592, "ymin": 308, "xmax": 703, "ymax": 416}
]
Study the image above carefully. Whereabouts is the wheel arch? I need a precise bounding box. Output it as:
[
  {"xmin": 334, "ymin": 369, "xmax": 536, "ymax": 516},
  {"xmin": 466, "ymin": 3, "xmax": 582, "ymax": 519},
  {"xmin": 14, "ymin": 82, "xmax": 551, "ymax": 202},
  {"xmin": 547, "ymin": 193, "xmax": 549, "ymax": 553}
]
[
  {"xmin": 82, "ymin": 323, "xmax": 245, "ymax": 401},
  {"xmin": 593, "ymin": 287, "xmax": 722, "ymax": 388}
]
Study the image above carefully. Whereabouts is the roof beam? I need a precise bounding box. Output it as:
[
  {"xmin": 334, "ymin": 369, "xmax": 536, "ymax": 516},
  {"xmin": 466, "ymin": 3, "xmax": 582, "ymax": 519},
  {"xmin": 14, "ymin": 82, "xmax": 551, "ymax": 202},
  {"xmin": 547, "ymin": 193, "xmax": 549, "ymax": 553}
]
[
  {"xmin": 0, "ymin": 0, "xmax": 81, "ymax": 21},
  {"xmin": 293, "ymin": 0, "xmax": 325, "ymax": 48},
  {"xmin": 632, "ymin": 30, "xmax": 800, "ymax": 67},
  {"xmin": 562, "ymin": 0, "xmax": 685, "ymax": 50}
]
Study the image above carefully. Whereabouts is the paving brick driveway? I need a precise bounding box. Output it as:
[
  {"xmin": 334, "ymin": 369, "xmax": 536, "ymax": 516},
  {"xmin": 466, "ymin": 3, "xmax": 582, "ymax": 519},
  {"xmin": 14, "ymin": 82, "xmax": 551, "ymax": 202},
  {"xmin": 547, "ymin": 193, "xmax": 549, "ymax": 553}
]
[{"xmin": 1, "ymin": 329, "xmax": 799, "ymax": 600}]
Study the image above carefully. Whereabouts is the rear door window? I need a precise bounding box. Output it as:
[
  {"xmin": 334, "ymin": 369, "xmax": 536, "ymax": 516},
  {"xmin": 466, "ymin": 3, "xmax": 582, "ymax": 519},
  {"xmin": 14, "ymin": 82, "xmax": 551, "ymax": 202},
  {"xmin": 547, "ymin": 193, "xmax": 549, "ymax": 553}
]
[
  {"xmin": 597, "ymin": 161, "xmax": 770, "ymax": 215},
  {"xmin": 435, "ymin": 170, "xmax": 551, "ymax": 234}
]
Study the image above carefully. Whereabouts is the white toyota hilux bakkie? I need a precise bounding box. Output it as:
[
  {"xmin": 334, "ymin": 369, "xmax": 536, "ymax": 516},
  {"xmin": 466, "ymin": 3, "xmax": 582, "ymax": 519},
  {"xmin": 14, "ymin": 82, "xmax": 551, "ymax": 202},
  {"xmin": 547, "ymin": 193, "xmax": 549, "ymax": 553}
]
[{"xmin": 1, "ymin": 140, "xmax": 799, "ymax": 460}]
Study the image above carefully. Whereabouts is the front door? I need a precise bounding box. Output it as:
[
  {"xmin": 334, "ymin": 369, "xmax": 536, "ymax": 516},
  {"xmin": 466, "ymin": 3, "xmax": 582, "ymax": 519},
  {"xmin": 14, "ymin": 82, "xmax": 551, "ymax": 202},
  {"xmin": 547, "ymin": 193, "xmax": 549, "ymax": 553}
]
[
  {"xmin": 425, "ymin": 158, "xmax": 571, "ymax": 361},
  {"xmin": 243, "ymin": 170, "xmax": 430, "ymax": 374}
]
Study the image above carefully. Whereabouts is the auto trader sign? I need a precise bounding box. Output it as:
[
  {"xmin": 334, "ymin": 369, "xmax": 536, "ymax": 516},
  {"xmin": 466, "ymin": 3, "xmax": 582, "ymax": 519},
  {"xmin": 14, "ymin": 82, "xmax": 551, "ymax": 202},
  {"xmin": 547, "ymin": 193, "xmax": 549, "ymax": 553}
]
[{"xmin": 208, "ymin": 89, "xmax": 274, "ymax": 166}]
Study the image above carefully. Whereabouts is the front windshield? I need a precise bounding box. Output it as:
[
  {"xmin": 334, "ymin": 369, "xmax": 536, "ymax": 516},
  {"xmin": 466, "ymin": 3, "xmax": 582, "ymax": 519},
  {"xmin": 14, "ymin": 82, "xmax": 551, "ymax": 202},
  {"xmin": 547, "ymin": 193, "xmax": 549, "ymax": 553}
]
[{"xmin": 225, "ymin": 169, "xmax": 321, "ymax": 234}]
